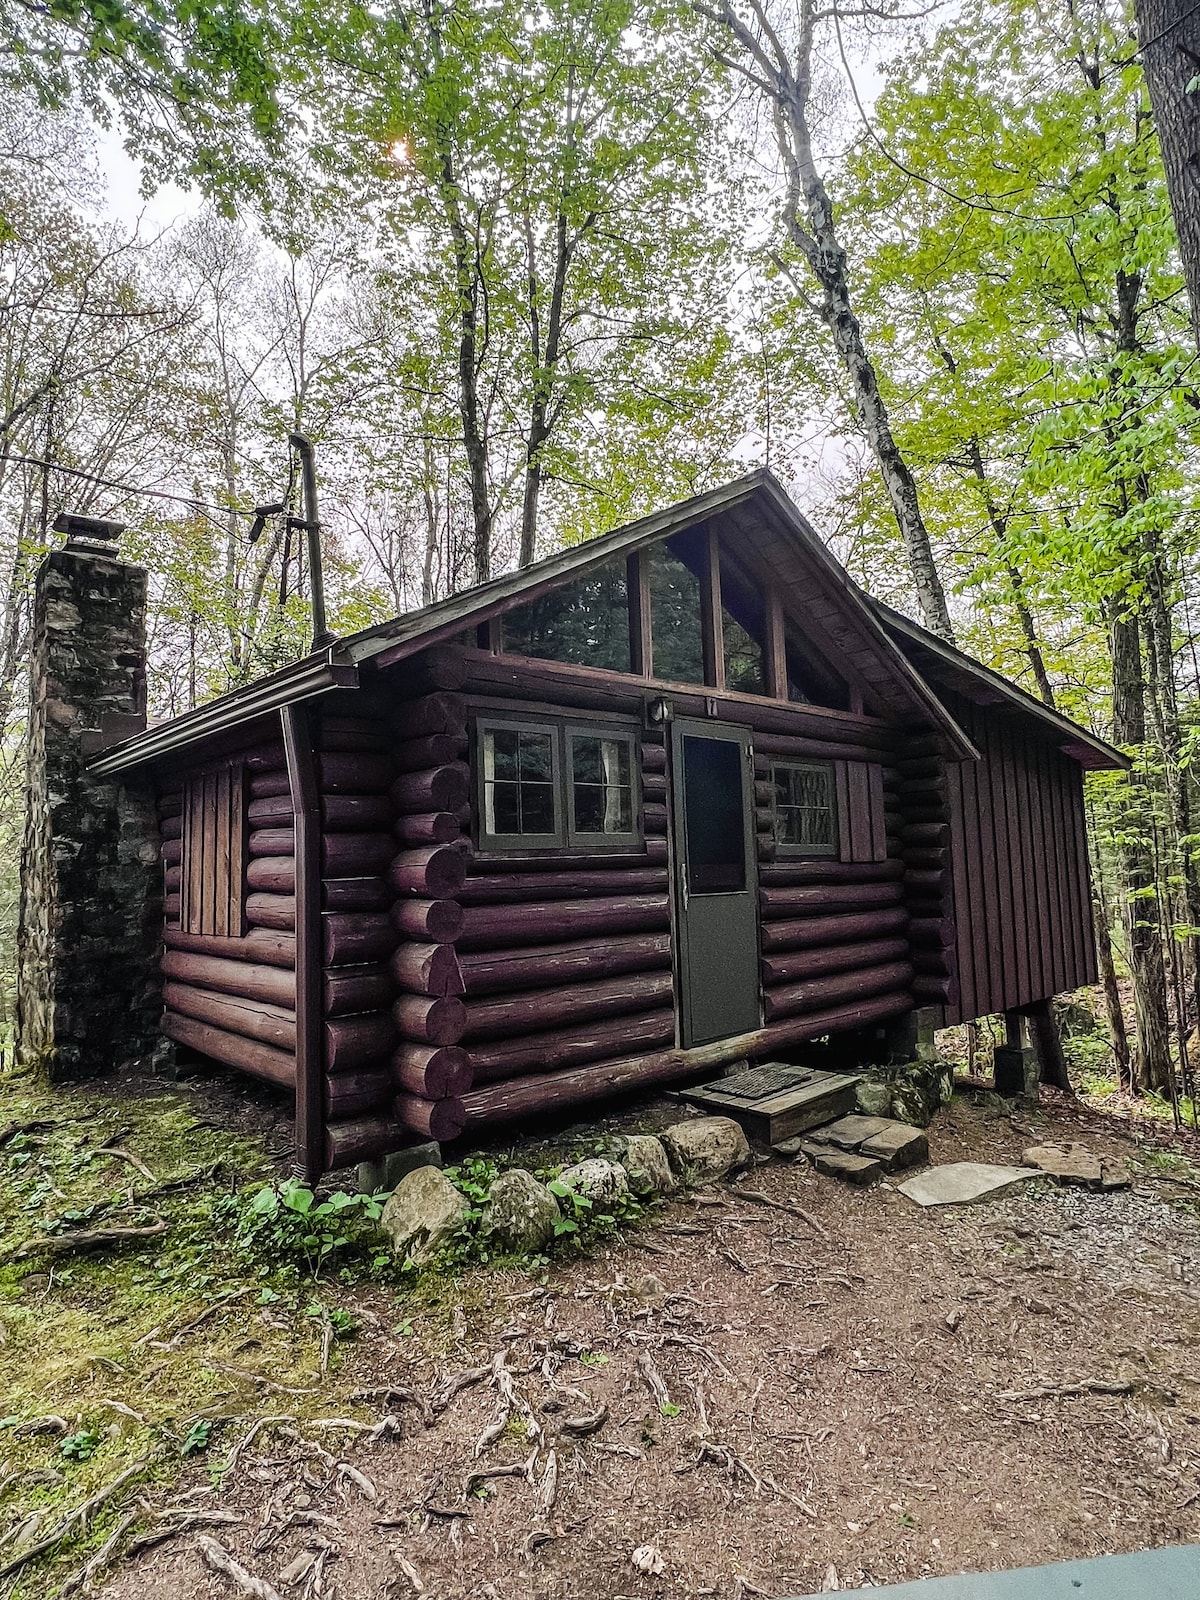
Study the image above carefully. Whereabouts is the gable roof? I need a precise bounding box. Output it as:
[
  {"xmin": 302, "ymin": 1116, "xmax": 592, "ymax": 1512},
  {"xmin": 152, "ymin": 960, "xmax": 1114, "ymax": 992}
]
[{"xmin": 90, "ymin": 469, "xmax": 1122, "ymax": 775}]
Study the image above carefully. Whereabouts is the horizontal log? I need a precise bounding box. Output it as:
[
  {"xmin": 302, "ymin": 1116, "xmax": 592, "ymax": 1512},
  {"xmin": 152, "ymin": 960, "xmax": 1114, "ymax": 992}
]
[
  {"xmin": 324, "ymin": 1115, "xmax": 402, "ymax": 1172},
  {"xmin": 462, "ymin": 846, "xmax": 664, "ymax": 874},
  {"xmin": 912, "ymin": 949, "xmax": 953, "ymax": 976},
  {"xmin": 320, "ymin": 752, "xmax": 393, "ymax": 793},
  {"xmin": 759, "ymin": 882, "xmax": 905, "ymax": 918},
  {"xmin": 640, "ymin": 773, "xmax": 667, "ymax": 803},
  {"xmin": 163, "ymin": 983, "xmax": 295, "ymax": 1052},
  {"xmin": 165, "ymin": 893, "xmax": 180, "ymax": 919},
  {"xmin": 163, "ymin": 926, "xmax": 296, "ymax": 969},
  {"xmin": 247, "ymin": 857, "xmax": 294, "ymax": 894},
  {"xmin": 247, "ymin": 793, "xmax": 393, "ymax": 831},
  {"xmin": 460, "ymin": 932, "xmax": 672, "ymax": 997},
  {"xmin": 324, "ymin": 912, "xmax": 394, "ymax": 967},
  {"xmin": 164, "ymin": 865, "xmax": 181, "ymax": 892},
  {"xmin": 458, "ymin": 867, "xmax": 668, "ymax": 906},
  {"xmin": 391, "ymin": 1044, "xmax": 472, "ymax": 1099},
  {"xmin": 758, "ymin": 859, "xmax": 903, "ymax": 888},
  {"xmin": 900, "ymin": 824, "xmax": 951, "ymax": 849},
  {"xmin": 641, "ymin": 743, "xmax": 667, "ymax": 773},
  {"xmin": 457, "ymin": 894, "xmax": 670, "ymax": 952},
  {"xmin": 323, "ymin": 877, "xmax": 390, "ymax": 913},
  {"xmin": 901, "ymin": 847, "xmax": 950, "ymax": 872},
  {"xmin": 394, "ymin": 732, "xmax": 468, "ymax": 774},
  {"xmin": 390, "ymin": 763, "xmax": 470, "ymax": 815},
  {"xmin": 761, "ymin": 937, "xmax": 909, "ymax": 987},
  {"xmin": 899, "ymin": 779, "xmax": 948, "ymax": 803},
  {"xmin": 759, "ymin": 906, "xmax": 909, "ymax": 952},
  {"xmin": 161, "ymin": 834, "xmax": 182, "ymax": 863},
  {"xmin": 246, "ymin": 892, "xmax": 295, "ymax": 931},
  {"xmin": 243, "ymin": 743, "xmax": 287, "ymax": 771},
  {"xmin": 913, "ymin": 973, "xmax": 958, "ymax": 1005},
  {"xmin": 162, "ymin": 950, "xmax": 294, "ymax": 1007},
  {"xmin": 896, "ymin": 755, "xmax": 943, "ymax": 781},
  {"xmin": 904, "ymin": 896, "xmax": 946, "ymax": 919},
  {"xmin": 388, "ymin": 845, "xmax": 467, "ymax": 899},
  {"xmin": 327, "ymin": 1012, "xmax": 397, "ymax": 1072},
  {"xmin": 397, "ymin": 645, "xmax": 467, "ymax": 696},
  {"xmin": 903, "ymin": 868, "xmax": 947, "ymax": 894},
  {"xmin": 391, "ymin": 692, "xmax": 466, "ymax": 739},
  {"xmin": 162, "ymin": 1010, "xmax": 294, "ymax": 1089},
  {"xmin": 643, "ymin": 801, "xmax": 668, "ymax": 836},
  {"xmin": 391, "ymin": 898, "xmax": 464, "ymax": 943},
  {"xmin": 395, "ymin": 811, "xmax": 462, "ymax": 847},
  {"xmin": 393, "ymin": 1093, "xmax": 467, "ymax": 1143},
  {"xmin": 467, "ymin": 1009, "xmax": 677, "ymax": 1084},
  {"xmin": 249, "ymin": 770, "xmax": 290, "ymax": 799},
  {"xmin": 325, "ymin": 966, "xmax": 393, "ymax": 1017},
  {"xmin": 460, "ymin": 991, "xmax": 913, "ymax": 1126},
  {"xmin": 156, "ymin": 793, "xmax": 183, "ymax": 820},
  {"xmin": 763, "ymin": 960, "xmax": 914, "ymax": 1022},
  {"xmin": 318, "ymin": 714, "xmax": 389, "ymax": 752},
  {"xmin": 159, "ymin": 815, "xmax": 184, "ymax": 843},
  {"xmin": 326, "ymin": 1069, "xmax": 394, "ymax": 1120},
  {"xmin": 393, "ymin": 993, "xmax": 467, "ymax": 1047},
  {"xmin": 909, "ymin": 916, "xmax": 956, "ymax": 948},
  {"xmin": 391, "ymin": 943, "xmax": 465, "ymax": 998},
  {"xmin": 463, "ymin": 969, "xmax": 675, "ymax": 1044}
]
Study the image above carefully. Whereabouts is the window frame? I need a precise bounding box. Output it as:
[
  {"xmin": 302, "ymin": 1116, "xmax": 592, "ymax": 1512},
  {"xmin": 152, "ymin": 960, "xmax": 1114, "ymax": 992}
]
[
  {"xmin": 771, "ymin": 759, "xmax": 838, "ymax": 858},
  {"xmin": 473, "ymin": 715, "xmax": 642, "ymax": 855}
]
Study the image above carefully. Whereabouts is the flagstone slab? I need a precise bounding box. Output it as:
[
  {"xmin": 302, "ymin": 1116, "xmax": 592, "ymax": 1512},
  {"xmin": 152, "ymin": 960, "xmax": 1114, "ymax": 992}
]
[{"xmin": 898, "ymin": 1162, "xmax": 1038, "ymax": 1208}]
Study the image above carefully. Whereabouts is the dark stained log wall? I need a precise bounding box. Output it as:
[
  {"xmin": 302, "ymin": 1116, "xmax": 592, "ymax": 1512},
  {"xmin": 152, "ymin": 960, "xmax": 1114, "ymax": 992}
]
[{"xmin": 940, "ymin": 692, "xmax": 1097, "ymax": 1024}]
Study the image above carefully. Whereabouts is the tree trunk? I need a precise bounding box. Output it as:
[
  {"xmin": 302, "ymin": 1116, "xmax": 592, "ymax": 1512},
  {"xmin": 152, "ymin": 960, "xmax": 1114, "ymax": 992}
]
[
  {"xmin": 1094, "ymin": 886, "xmax": 1133, "ymax": 1089},
  {"xmin": 1109, "ymin": 606, "xmax": 1174, "ymax": 1090},
  {"xmin": 1137, "ymin": 0, "xmax": 1200, "ymax": 341}
]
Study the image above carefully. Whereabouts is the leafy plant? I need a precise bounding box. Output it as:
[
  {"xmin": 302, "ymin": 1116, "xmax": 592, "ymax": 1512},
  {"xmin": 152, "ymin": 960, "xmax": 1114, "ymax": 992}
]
[
  {"xmin": 60, "ymin": 1429, "xmax": 100, "ymax": 1462},
  {"xmin": 180, "ymin": 1419, "xmax": 213, "ymax": 1457},
  {"xmin": 236, "ymin": 1180, "xmax": 386, "ymax": 1276}
]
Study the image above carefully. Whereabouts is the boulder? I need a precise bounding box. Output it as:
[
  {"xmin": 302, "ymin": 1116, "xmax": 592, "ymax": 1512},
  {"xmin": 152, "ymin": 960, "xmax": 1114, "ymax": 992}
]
[
  {"xmin": 380, "ymin": 1164, "xmax": 469, "ymax": 1265},
  {"xmin": 482, "ymin": 1168, "xmax": 560, "ymax": 1254},
  {"xmin": 614, "ymin": 1134, "xmax": 676, "ymax": 1196},
  {"xmin": 854, "ymin": 1078, "xmax": 893, "ymax": 1118},
  {"xmin": 557, "ymin": 1158, "xmax": 629, "ymax": 1207},
  {"xmin": 661, "ymin": 1116, "xmax": 750, "ymax": 1184},
  {"xmin": 888, "ymin": 1060, "xmax": 954, "ymax": 1128}
]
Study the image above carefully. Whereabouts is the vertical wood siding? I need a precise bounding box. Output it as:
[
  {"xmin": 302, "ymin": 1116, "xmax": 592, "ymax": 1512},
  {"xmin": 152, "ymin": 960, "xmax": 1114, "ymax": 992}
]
[{"xmin": 942, "ymin": 693, "xmax": 1097, "ymax": 1022}]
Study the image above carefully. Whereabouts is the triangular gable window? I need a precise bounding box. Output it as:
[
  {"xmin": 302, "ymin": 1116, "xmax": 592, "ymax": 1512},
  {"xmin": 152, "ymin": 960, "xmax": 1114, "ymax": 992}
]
[{"xmin": 499, "ymin": 558, "xmax": 630, "ymax": 673}]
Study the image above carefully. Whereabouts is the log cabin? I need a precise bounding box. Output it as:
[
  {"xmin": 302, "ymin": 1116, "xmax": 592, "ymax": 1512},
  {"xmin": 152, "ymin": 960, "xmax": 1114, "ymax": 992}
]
[{"xmin": 87, "ymin": 470, "xmax": 1126, "ymax": 1178}]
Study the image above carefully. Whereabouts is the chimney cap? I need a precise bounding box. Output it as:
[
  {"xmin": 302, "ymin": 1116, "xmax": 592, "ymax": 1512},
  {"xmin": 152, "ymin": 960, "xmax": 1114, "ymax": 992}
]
[{"xmin": 53, "ymin": 512, "xmax": 125, "ymax": 552}]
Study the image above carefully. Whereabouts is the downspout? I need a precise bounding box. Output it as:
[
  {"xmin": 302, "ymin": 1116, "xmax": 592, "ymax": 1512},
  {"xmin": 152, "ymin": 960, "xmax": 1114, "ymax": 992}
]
[{"xmin": 282, "ymin": 702, "xmax": 324, "ymax": 1181}]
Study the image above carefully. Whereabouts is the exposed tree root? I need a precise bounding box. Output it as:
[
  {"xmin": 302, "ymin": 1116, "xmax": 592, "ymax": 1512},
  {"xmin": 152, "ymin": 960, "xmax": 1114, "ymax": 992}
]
[
  {"xmin": 13, "ymin": 1218, "xmax": 168, "ymax": 1259},
  {"xmin": 198, "ymin": 1534, "xmax": 284, "ymax": 1600}
]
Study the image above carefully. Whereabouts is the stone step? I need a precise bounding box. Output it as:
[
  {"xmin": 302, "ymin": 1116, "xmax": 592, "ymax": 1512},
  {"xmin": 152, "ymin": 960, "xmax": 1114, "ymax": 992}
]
[{"xmin": 804, "ymin": 1114, "xmax": 929, "ymax": 1173}]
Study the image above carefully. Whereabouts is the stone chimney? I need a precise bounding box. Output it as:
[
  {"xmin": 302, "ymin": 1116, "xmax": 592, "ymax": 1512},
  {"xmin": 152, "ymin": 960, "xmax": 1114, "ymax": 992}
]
[{"xmin": 16, "ymin": 514, "xmax": 162, "ymax": 1080}]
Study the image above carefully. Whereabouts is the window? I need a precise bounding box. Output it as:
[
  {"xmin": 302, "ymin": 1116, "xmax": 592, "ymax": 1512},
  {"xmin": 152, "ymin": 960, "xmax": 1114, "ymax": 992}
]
[
  {"xmin": 648, "ymin": 538, "xmax": 705, "ymax": 685},
  {"xmin": 785, "ymin": 634, "xmax": 850, "ymax": 710},
  {"xmin": 476, "ymin": 718, "xmax": 640, "ymax": 851},
  {"xmin": 499, "ymin": 560, "xmax": 631, "ymax": 673},
  {"xmin": 719, "ymin": 557, "xmax": 767, "ymax": 696},
  {"xmin": 569, "ymin": 731, "xmax": 635, "ymax": 842},
  {"xmin": 181, "ymin": 763, "xmax": 248, "ymax": 936},
  {"xmin": 480, "ymin": 724, "xmax": 560, "ymax": 846},
  {"xmin": 773, "ymin": 762, "xmax": 836, "ymax": 855}
]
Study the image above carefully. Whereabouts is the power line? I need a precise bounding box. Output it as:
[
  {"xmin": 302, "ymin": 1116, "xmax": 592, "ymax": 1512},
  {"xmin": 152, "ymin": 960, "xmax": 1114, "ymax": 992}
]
[{"xmin": 0, "ymin": 451, "xmax": 260, "ymax": 523}]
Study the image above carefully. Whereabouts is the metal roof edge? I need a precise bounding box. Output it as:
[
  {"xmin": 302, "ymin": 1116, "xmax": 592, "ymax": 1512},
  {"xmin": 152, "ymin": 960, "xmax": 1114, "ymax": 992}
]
[
  {"xmin": 871, "ymin": 600, "xmax": 1130, "ymax": 771},
  {"xmin": 88, "ymin": 651, "xmax": 358, "ymax": 776}
]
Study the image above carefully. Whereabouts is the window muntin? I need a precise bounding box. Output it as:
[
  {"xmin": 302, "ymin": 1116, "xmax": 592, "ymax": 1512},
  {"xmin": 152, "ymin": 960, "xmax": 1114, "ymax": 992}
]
[
  {"xmin": 476, "ymin": 718, "xmax": 640, "ymax": 852},
  {"xmin": 773, "ymin": 761, "xmax": 836, "ymax": 855},
  {"xmin": 569, "ymin": 731, "xmax": 636, "ymax": 842}
]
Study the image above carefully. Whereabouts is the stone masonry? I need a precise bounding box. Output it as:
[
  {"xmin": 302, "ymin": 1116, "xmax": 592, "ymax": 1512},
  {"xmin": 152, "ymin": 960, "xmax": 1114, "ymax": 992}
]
[{"xmin": 16, "ymin": 515, "xmax": 161, "ymax": 1080}]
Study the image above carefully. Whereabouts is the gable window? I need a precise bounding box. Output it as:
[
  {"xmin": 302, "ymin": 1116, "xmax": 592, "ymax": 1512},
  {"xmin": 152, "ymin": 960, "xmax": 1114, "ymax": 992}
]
[
  {"xmin": 499, "ymin": 559, "xmax": 631, "ymax": 673},
  {"xmin": 181, "ymin": 763, "xmax": 248, "ymax": 936},
  {"xmin": 772, "ymin": 761, "xmax": 836, "ymax": 855},
  {"xmin": 647, "ymin": 538, "xmax": 705, "ymax": 685},
  {"xmin": 476, "ymin": 718, "xmax": 640, "ymax": 852}
]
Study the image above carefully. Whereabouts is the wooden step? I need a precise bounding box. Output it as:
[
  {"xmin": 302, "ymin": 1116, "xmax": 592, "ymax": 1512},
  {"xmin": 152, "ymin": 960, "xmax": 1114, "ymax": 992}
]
[{"xmin": 679, "ymin": 1063, "xmax": 861, "ymax": 1146}]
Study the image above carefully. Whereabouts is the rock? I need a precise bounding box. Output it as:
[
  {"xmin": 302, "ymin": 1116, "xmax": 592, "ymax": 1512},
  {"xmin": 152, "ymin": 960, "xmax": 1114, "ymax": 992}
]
[
  {"xmin": 629, "ymin": 1272, "xmax": 667, "ymax": 1304},
  {"xmin": 380, "ymin": 1164, "xmax": 469, "ymax": 1264},
  {"xmin": 557, "ymin": 1158, "xmax": 629, "ymax": 1206},
  {"xmin": 898, "ymin": 1162, "xmax": 1037, "ymax": 1208},
  {"xmin": 854, "ymin": 1078, "xmax": 893, "ymax": 1118},
  {"xmin": 614, "ymin": 1134, "xmax": 676, "ymax": 1196},
  {"xmin": 1022, "ymin": 1143, "xmax": 1130, "ymax": 1190},
  {"xmin": 859, "ymin": 1124, "xmax": 929, "ymax": 1172},
  {"xmin": 482, "ymin": 1168, "xmax": 560, "ymax": 1253},
  {"xmin": 814, "ymin": 1150, "xmax": 882, "ymax": 1184},
  {"xmin": 661, "ymin": 1117, "xmax": 751, "ymax": 1184},
  {"xmin": 888, "ymin": 1060, "xmax": 954, "ymax": 1127},
  {"xmin": 814, "ymin": 1114, "xmax": 893, "ymax": 1150},
  {"xmin": 773, "ymin": 1135, "xmax": 805, "ymax": 1157},
  {"xmin": 357, "ymin": 1141, "xmax": 441, "ymax": 1196}
]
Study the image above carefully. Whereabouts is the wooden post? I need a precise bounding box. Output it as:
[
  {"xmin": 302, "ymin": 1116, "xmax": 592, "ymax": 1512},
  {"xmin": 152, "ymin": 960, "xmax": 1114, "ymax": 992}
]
[
  {"xmin": 700, "ymin": 524, "xmax": 724, "ymax": 691},
  {"xmin": 282, "ymin": 703, "xmax": 324, "ymax": 1182},
  {"xmin": 764, "ymin": 589, "xmax": 787, "ymax": 701}
]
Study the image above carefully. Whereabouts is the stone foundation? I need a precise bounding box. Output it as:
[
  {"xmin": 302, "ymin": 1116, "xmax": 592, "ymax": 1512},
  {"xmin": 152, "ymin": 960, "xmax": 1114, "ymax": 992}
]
[
  {"xmin": 853, "ymin": 1058, "xmax": 955, "ymax": 1127},
  {"xmin": 16, "ymin": 516, "xmax": 161, "ymax": 1080}
]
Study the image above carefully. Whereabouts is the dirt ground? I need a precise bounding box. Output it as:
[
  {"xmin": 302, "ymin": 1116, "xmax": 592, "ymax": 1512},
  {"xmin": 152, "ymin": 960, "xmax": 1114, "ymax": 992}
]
[{"xmin": 90, "ymin": 1090, "xmax": 1200, "ymax": 1600}]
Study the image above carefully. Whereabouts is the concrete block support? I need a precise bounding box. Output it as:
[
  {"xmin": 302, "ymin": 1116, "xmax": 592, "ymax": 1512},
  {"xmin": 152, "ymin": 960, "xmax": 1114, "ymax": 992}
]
[{"xmin": 16, "ymin": 515, "xmax": 162, "ymax": 1080}]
